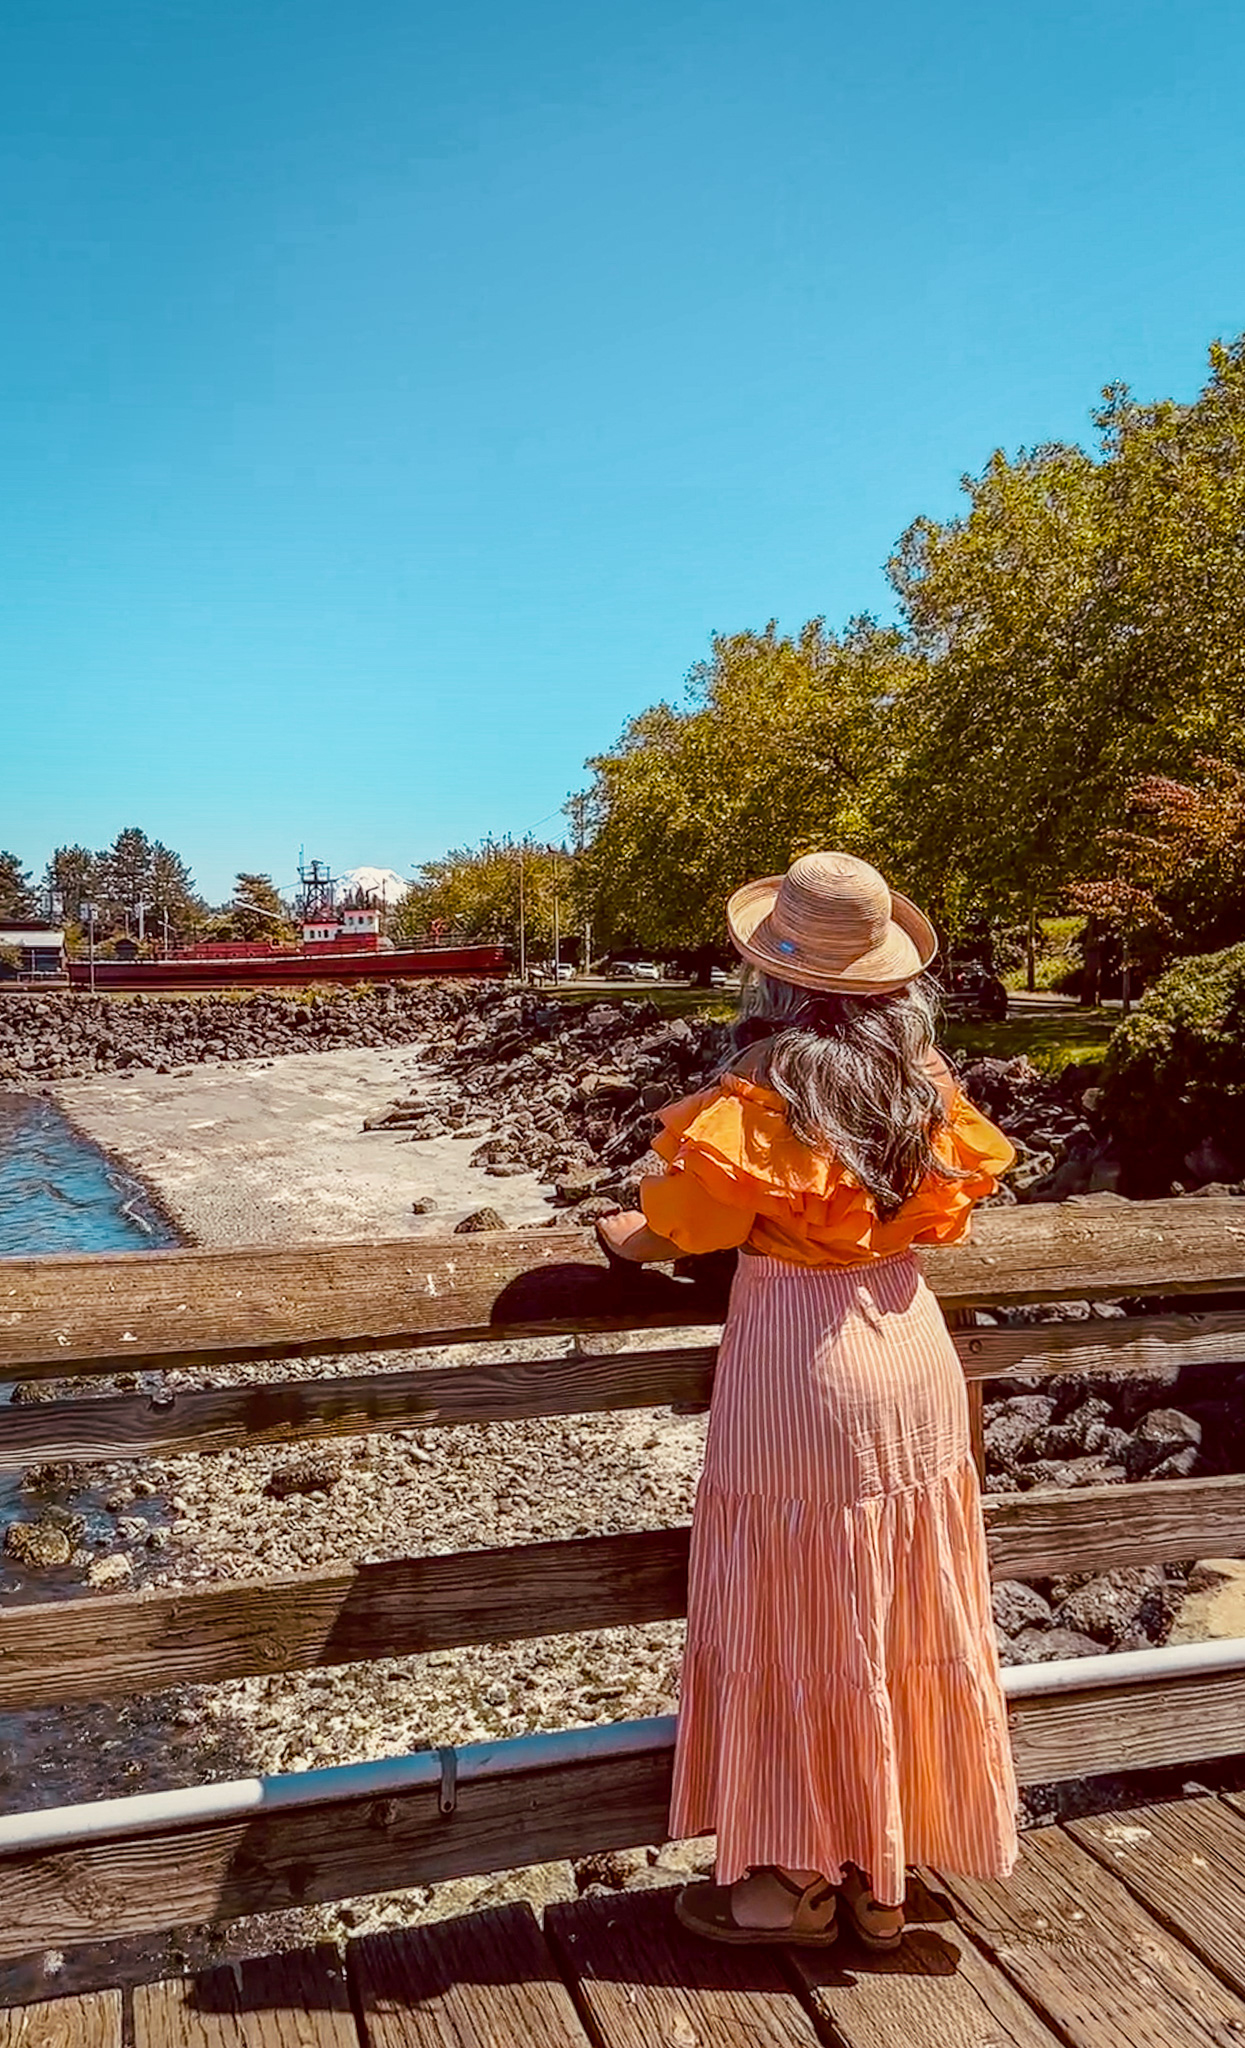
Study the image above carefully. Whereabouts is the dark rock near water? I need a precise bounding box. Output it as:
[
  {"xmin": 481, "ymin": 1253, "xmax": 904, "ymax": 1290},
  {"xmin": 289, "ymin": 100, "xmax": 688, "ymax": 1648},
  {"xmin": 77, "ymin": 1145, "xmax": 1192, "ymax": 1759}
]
[
  {"xmin": 0, "ymin": 982, "xmax": 490, "ymax": 1086},
  {"xmin": 3, "ymin": 1519, "xmax": 72, "ymax": 1567},
  {"xmin": 1055, "ymin": 1567, "xmax": 1175, "ymax": 1648},
  {"xmin": 1123, "ymin": 1407, "xmax": 1202, "ymax": 1479}
]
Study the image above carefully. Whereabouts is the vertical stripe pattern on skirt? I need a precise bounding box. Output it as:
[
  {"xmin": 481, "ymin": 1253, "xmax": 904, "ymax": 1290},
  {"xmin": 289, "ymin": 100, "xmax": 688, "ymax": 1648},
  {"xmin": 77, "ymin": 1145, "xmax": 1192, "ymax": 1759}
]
[{"xmin": 669, "ymin": 1251, "xmax": 1018, "ymax": 1900}]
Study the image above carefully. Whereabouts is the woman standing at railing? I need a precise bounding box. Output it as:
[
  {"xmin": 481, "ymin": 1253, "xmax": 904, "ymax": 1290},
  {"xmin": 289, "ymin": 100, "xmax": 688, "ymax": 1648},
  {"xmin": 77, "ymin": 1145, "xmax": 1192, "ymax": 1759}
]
[{"xmin": 598, "ymin": 852, "xmax": 1018, "ymax": 1949}]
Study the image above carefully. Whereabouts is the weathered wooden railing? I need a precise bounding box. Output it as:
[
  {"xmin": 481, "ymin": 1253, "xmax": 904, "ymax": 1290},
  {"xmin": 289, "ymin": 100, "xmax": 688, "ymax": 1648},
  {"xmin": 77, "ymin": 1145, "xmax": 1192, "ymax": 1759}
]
[{"xmin": 3, "ymin": 1200, "xmax": 1245, "ymax": 1963}]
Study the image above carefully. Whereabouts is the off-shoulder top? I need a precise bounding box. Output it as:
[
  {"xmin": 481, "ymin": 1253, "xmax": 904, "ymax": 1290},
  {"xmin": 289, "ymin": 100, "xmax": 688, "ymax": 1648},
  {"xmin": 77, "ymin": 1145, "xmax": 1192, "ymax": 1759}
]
[{"xmin": 638, "ymin": 1070, "xmax": 1015, "ymax": 1267}]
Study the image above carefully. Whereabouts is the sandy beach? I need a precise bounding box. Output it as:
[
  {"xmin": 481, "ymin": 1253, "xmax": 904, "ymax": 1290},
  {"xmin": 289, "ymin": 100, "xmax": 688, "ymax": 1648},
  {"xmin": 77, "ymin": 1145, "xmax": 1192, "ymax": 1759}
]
[{"xmin": 53, "ymin": 1043, "xmax": 555, "ymax": 1245}]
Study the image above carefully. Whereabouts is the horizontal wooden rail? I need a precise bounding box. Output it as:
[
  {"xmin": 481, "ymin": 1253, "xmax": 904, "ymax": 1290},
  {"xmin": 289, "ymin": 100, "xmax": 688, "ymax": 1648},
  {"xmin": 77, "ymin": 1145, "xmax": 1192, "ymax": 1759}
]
[
  {"xmin": 0, "ymin": 1530, "xmax": 692, "ymax": 1710},
  {"xmin": 984, "ymin": 1471, "xmax": 1245, "ymax": 1579},
  {"xmin": 7, "ymin": 1309, "xmax": 1245, "ymax": 1465},
  {"xmin": 4, "ymin": 1656, "xmax": 1245, "ymax": 1962},
  {"xmin": 3, "ymin": 1199, "xmax": 1245, "ymax": 1381},
  {"xmin": 4, "ymin": 1472, "xmax": 1245, "ymax": 1711},
  {"xmin": 0, "ymin": 1346, "xmax": 721, "ymax": 1466}
]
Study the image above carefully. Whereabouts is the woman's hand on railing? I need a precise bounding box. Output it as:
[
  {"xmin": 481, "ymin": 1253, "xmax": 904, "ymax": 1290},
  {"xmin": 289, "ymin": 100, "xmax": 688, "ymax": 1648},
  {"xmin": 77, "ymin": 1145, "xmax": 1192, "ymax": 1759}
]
[{"xmin": 596, "ymin": 1210, "xmax": 682, "ymax": 1265}]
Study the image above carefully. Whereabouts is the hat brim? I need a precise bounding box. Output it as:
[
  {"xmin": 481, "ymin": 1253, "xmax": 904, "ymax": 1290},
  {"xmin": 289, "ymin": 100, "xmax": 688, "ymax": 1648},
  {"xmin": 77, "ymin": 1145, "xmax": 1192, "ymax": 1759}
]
[{"xmin": 726, "ymin": 874, "xmax": 938, "ymax": 995}]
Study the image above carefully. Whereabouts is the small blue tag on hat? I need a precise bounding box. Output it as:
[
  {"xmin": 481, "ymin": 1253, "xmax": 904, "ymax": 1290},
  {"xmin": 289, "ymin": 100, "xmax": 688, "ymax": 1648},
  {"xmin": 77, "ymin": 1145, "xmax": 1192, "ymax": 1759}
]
[{"xmin": 777, "ymin": 939, "xmax": 797, "ymax": 954}]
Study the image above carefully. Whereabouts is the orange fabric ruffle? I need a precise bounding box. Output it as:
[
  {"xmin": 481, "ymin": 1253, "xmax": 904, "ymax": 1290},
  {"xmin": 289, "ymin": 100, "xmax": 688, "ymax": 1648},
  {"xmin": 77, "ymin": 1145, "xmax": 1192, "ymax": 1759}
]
[{"xmin": 639, "ymin": 1071, "xmax": 1014, "ymax": 1265}]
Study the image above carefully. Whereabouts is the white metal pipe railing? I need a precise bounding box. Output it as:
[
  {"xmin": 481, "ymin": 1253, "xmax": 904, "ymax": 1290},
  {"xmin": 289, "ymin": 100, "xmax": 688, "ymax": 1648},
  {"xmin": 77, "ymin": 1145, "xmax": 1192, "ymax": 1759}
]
[
  {"xmin": 1, "ymin": 1631, "xmax": 1243, "ymax": 1860},
  {"xmin": 0, "ymin": 1715, "xmax": 675, "ymax": 1855}
]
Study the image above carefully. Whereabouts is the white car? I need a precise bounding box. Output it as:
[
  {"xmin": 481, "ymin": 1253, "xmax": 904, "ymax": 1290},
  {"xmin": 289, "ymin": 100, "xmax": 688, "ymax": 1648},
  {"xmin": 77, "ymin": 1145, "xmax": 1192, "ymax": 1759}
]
[{"xmin": 630, "ymin": 961, "xmax": 660, "ymax": 981}]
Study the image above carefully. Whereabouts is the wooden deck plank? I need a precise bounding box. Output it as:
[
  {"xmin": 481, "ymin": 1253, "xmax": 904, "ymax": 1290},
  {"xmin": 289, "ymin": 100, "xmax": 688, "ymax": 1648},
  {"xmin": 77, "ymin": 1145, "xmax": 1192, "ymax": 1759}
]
[
  {"xmin": 785, "ymin": 1873, "xmax": 1061, "ymax": 2046},
  {"xmin": 3, "ymin": 1199, "xmax": 1245, "ymax": 1380},
  {"xmin": 1068, "ymin": 1797, "xmax": 1245, "ymax": 2003},
  {"xmin": 348, "ymin": 1903, "xmax": 591, "ymax": 2048},
  {"xmin": 0, "ymin": 1990, "xmax": 121, "ymax": 2046},
  {"xmin": 937, "ymin": 1822, "xmax": 1245, "ymax": 2047},
  {"xmin": 545, "ymin": 1885, "xmax": 824, "ymax": 2048},
  {"xmin": 133, "ymin": 1945, "xmax": 355, "ymax": 2046}
]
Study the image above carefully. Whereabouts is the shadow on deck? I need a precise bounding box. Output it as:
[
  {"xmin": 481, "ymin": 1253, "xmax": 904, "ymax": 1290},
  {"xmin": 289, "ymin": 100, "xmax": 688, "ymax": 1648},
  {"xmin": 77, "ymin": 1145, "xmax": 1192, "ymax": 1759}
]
[{"xmin": 15, "ymin": 1789, "xmax": 1245, "ymax": 2048}]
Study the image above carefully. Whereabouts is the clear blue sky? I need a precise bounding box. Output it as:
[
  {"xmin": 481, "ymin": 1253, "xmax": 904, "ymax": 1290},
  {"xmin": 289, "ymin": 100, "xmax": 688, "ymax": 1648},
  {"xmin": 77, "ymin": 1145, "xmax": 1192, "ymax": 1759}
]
[{"xmin": 4, "ymin": 0, "xmax": 1244, "ymax": 903}]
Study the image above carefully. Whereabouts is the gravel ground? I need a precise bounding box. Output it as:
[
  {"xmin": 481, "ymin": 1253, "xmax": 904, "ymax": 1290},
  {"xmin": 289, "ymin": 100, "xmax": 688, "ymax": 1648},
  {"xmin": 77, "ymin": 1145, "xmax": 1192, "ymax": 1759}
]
[{"xmin": 0, "ymin": 1330, "xmax": 711, "ymax": 2002}]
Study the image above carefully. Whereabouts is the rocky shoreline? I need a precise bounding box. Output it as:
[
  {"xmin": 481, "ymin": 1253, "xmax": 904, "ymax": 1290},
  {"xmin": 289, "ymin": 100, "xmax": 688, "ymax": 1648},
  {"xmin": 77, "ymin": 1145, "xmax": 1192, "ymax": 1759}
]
[{"xmin": 2, "ymin": 983, "xmax": 1244, "ymax": 1997}]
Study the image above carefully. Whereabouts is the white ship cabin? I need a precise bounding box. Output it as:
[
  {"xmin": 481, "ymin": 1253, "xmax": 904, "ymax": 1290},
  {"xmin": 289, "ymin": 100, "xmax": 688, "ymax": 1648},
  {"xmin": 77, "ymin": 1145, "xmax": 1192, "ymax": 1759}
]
[
  {"xmin": 301, "ymin": 903, "xmax": 382, "ymax": 948},
  {"xmin": 0, "ymin": 924, "xmax": 67, "ymax": 979}
]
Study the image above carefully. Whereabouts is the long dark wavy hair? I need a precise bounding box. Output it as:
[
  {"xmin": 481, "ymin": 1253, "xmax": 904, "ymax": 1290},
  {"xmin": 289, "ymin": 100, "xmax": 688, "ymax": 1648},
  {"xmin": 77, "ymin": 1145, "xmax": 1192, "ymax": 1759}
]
[{"xmin": 726, "ymin": 970, "xmax": 965, "ymax": 1220}]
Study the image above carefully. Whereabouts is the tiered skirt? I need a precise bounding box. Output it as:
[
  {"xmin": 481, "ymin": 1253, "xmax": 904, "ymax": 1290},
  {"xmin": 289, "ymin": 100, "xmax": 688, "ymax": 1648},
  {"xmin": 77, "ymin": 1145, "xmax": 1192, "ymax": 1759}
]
[{"xmin": 669, "ymin": 1251, "xmax": 1018, "ymax": 1901}]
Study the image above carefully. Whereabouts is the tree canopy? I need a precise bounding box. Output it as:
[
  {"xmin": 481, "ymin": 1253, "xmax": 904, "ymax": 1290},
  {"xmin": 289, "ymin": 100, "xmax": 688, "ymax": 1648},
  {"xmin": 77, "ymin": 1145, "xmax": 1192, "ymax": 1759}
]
[
  {"xmin": 392, "ymin": 838, "xmax": 573, "ymax": 960},
  {"xmin": 0, "ymin": 853, "xmax": 37, "ymax": 923},
  {"xmin": 574, "ymin": 335, "xmax": 1245, "ymax": 971}
]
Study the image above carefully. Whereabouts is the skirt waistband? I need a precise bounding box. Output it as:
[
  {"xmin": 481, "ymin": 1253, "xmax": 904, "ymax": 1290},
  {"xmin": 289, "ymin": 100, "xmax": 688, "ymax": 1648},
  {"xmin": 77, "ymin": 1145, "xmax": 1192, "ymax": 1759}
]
[{"xmin": 737, "ymin": 1248, "xmax": 920, "ymax": 1282}]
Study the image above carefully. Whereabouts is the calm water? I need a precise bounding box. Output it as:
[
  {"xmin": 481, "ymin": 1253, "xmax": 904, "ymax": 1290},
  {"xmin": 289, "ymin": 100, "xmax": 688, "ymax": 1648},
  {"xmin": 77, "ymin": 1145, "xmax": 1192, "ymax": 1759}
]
[{"xmin": 0, "ymin": 1093, "xmax": 179, "ymax": 1255}]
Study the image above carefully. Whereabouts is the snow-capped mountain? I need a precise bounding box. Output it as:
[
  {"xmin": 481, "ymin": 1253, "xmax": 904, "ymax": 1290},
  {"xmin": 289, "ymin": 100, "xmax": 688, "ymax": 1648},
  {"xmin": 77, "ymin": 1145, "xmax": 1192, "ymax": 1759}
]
[{"xmin": 336, "ymin": 866, "xmax": 410, "ymax": 903}]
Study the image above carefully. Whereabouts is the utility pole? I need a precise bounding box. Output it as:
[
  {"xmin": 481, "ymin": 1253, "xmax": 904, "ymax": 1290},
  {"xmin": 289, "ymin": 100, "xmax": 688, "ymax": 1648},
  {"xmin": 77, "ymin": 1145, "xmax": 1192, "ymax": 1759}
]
[
  {"xmin": 83, "ymin": 903, "xmax": 96, "ymax": 994},
  {"xmin": 568, "ymin": 793, "xmax": 592, "ymax": 975},
  {"xmin": 552, "ymin": 853, "xmax": 560, "ymax": 980},
  {"xmin": 517, "ymin": 840, "xmax": 527, "ymax": 983}
]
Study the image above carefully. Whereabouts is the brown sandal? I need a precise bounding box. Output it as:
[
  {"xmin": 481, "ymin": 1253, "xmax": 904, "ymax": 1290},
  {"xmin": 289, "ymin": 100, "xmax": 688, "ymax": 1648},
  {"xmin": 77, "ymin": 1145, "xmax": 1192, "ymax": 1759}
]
[
  {"xmin": 838, "ymin": 1866, "xmax": 904, "ymax": 1950},
  {"xmin": 675, "ymin": 1867, "xmax": 839, "ymax": 1947}
]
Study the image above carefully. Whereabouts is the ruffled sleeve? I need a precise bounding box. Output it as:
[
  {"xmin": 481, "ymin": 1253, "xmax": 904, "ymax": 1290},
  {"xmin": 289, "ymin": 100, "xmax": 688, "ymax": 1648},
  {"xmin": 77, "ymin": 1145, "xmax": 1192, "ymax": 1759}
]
[{"xmin": 637, "ymin": 1073, "xmax": 1014, "ymax": 1265}]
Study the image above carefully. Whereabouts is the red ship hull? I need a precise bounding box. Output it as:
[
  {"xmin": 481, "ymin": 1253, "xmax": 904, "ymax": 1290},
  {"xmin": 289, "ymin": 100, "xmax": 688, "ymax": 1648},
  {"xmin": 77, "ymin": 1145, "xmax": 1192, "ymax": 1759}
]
[{"xmin": 67, "ymin": 944, "xmax": 508, "ymax": 991}]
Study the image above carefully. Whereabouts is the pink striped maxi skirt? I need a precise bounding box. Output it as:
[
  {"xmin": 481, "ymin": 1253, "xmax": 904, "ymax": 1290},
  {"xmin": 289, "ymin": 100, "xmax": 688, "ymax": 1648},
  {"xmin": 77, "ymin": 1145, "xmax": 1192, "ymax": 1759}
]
[{"xmin": 669, "ymin": 1250, "xmax": 1018, "ymax": 1900}]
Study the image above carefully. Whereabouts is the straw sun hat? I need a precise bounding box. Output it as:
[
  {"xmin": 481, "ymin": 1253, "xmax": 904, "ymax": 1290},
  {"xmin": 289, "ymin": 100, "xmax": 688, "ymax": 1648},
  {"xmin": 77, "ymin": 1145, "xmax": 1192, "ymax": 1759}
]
[{"xmin": 726, "ymin": 851, "xmax": 937, "ymax": 996}]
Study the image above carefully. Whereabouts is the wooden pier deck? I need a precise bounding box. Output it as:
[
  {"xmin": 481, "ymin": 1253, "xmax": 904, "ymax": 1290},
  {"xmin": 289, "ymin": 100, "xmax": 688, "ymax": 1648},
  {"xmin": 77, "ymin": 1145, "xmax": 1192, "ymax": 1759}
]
[{"xmin": 16, "ymin": 1790, "xmax": 1245, "ymax": 2048}]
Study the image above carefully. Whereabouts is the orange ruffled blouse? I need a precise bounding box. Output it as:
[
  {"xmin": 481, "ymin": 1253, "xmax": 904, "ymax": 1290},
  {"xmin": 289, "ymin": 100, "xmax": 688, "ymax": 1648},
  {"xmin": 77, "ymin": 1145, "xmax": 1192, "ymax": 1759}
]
[{"xmin": 639, "ymin": 1070, "xmax": 1015, "ymax": 1267}]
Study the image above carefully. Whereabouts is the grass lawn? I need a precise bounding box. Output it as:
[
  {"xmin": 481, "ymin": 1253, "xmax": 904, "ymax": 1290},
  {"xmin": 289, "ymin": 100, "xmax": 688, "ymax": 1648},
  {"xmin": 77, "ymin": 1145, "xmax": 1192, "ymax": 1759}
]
[
  {"xmin": 546, "ymin": 982, "xmax": 1118, "ymax": 1072},
  {"xmin": 939, "ymin": 1008, "xmax": 1116, "ymax": 1073}
]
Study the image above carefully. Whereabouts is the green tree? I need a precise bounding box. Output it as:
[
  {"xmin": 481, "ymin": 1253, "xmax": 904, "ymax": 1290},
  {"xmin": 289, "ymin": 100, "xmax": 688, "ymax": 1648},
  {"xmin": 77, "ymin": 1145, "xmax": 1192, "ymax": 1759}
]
[
  {"xmin": 392, "ymin": 838, "xmax": 572, "ymax": 963},
  {"xmin": 0, "ymin": 852, "xmax": 38, "ymax": 922},
  {"xmin": 227, "ymin": 873, "xmax": 296, "ymax": 943},
  {"xmin": 885, "ymin": 338, "xmax": 1245, "ymax": 956},
  {"xmin": 44, "ymin": 845, "xmax": 99, "ymax": 924},
  {"xmin": 98, "ymin": 826, "xmax": 154, "ymax": 932},
  {"xmin": 148, "ymin": 842, "xmax": 204, "ymax": 940},
  {"xmin": 578, "ymin": 618, "xmax": 914, "ymax": 962}
]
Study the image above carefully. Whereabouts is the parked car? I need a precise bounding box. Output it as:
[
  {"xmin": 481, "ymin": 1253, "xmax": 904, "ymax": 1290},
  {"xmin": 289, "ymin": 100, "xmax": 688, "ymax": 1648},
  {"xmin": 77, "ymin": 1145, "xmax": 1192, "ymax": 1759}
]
[
  {"xmin": 709, "ymin": 965, "xmax": 730, "ymax": 987},
  {"xmin": 554, "ymin": 962, "xmax": 575, "ymax": 981},
  {"xmin": 631, "ymin": 961, "xmax": 660, "ymax": 981},
  {"xmin": 948, "ymin": 961, "xmax": 1008, "ymax": 1022}
]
